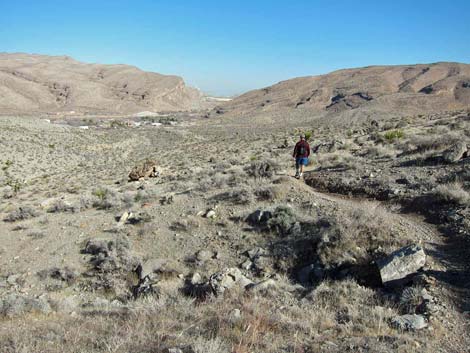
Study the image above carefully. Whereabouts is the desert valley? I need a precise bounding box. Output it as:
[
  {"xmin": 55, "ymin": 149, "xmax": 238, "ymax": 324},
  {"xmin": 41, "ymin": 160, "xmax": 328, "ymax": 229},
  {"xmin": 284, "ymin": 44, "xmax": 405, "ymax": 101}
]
[{"xmin": 0, "ymin": 53, "xmax": 469, "ymax": 353}]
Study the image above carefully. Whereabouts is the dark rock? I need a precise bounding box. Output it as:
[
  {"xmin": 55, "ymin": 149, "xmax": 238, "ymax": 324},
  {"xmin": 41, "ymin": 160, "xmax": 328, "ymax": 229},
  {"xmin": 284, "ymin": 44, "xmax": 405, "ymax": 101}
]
[{"xmin": 246, "ymin": 210, "xmax": 272, "ymax": 227}]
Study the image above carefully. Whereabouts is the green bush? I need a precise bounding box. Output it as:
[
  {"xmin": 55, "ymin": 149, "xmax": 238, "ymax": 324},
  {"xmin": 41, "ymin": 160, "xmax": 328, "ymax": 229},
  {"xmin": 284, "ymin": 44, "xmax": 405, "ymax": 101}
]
[
  {"xmin": 304, "ymin": 131, "xmax": 313, "ymax": 141},
  {"xmin": 268, "ymin": 205, "xmax": 298, "ymax": 236},
  {"xmin": 383, "ymin": 129, "xmax": 404, "ymax": 141},
  {"xmin": 92, "ymin": 188, "xmax": 108, "ymax": 201}
]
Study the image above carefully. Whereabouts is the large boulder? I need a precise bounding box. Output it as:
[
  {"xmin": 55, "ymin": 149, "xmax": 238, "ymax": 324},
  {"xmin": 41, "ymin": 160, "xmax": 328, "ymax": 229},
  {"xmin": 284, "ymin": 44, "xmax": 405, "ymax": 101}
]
[
  {"xmin": 128, "ymin": 159, "xmax": 159, "ymax": 181},
  {"xmin": 442, "ymin": 142, "xmax": 468, "ymax": 163},
  {"xmin": 376, "ymin": 244, "xmax": 426, "ymax": 286}
]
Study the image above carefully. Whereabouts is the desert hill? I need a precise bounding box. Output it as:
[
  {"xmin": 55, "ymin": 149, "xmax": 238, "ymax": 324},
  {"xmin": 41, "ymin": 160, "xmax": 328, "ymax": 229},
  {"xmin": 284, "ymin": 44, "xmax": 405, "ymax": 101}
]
[
  {"xmin": 214, "ymin": 62, "xmax": 470, "ymax": 119},
  {"xmin": 0, "ymin": 53, "xmax": 208, "ymax": 114}
]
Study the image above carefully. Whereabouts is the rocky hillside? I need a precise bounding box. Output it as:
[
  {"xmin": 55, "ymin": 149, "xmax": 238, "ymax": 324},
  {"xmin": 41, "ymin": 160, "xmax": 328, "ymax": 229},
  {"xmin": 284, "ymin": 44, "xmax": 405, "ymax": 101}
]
[
  {"xmin": 0, "ymin": 53, "xmax": 208, "ymax": 114},
  {"xmin": 214, "ymin": 62, "xmax": 470, "ymax": 119}
]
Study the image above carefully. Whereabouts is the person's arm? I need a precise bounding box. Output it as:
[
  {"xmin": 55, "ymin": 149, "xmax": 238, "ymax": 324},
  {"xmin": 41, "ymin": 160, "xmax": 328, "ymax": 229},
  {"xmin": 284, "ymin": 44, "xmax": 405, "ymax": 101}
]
[{"xmin": 293, "ymin": 143, "xmax": 298, "ymax": 158}]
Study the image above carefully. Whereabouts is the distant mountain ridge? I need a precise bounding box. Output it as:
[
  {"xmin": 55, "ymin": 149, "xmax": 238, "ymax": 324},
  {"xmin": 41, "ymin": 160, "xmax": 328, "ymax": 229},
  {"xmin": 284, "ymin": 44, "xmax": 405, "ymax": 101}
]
[
  {"xmin": 213, "ymin": 62, "xmax": 470, "ymax": 119},
  {"xmin": 0, "ymin": 53, "xmax": 209, "ymax": 115}
]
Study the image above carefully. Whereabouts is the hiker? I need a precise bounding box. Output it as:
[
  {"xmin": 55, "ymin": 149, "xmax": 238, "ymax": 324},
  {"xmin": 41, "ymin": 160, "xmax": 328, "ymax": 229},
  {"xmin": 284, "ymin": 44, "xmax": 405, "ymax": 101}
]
[{"xmin": 293, "ymin": 134, "xmax": 310, "ymax": 178}]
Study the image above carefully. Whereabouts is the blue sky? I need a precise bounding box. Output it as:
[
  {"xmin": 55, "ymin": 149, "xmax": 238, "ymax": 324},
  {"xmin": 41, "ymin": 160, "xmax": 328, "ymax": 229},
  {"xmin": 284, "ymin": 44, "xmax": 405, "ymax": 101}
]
[{"xmin": 1, "ymin": 0, "xmax": 469, "ymax": 96}]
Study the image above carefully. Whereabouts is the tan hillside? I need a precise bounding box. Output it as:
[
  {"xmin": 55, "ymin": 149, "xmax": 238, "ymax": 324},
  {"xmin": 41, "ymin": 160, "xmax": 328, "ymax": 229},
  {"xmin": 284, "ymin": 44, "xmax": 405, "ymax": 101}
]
[
  {"xmin": 0, "ymin": 53, "xmax": 208, "ymax": 114},
  {"xmin": 214, "ymin": 62, "xmax": 470, "ymax": 119}
]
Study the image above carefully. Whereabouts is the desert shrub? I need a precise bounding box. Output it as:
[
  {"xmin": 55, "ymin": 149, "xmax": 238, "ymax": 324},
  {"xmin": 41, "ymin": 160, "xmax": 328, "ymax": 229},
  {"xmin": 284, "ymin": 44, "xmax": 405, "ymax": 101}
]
[
  {"xmin": 27, "ymin": 231, "xmax": 46, "ymax": 239},
  {"xmin": 399, "ymin": 132, "xmax": 461, "ymax": 154},
  {"xmin": 110, "ymin": 120, "xmax": 126, "ymax": 128},
  {"xmin": 133, "ymin": 189, "xmax": 157, "ymax": 204},
  {"xmin": 193, "ymin": 337, "xmax": 230, "ymax": 353},
  {"xmin": 365, "ymin": 144, "xmax": 397, "ymax": 159},
  {"xmin": 3, "ymin": 206, "xmax": 39, "ymax": 222},
  {"xmin": 433, "ymin": 183, "xmax": 470, "ymax": 206},
  {"xmin": 306, "ymin": 279, "xmax": 394, "ymax": 334},
  {"xmin": 304, "ymin": 130, "xmax": 313, "ymax": 141},
  {"xmin": 400, "ymin": 286, "xmax": 425, "ymax": 314},
  {"xmin": 383, "ymin": 129, "xmax": 404, "ymax": 142},
  {"xmin": 245, "ymin": 159, "xmax": 280, "ymax": 178},
  {"xmin": 5, "ymin": 178, "xmax": 22, "ymax": 194},
  {"xmin": 47, "ymin": 199, "xmax": 75, "ymax": 213},
  {"xmin": 212, "ymin": 188, "xmax": 253, "ymax": 205},
  {"xmin": 92, "ymin": 187, "xmax": 121, "ymax": 210},
  {"xmin": 255, "ymin": 187, "xmax": 275, "ymax": 201},
  {"xmin": 267, "ymin": 205, "xmax": 299, "ymax": 236},
  {"xmin": 316, "ymin": 152, "xmax": 361, "ymax": 171}
]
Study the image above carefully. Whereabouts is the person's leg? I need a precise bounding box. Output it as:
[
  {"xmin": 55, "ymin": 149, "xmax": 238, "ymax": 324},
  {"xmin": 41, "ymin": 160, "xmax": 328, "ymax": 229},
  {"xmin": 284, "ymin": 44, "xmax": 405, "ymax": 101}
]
[
  {"xmin": 299, "ymin": 158, "xmax": 308, "ymax": 177},
  {"xmin": 295, "ymin": 159, "xmax": 300, "ymax": 178}
]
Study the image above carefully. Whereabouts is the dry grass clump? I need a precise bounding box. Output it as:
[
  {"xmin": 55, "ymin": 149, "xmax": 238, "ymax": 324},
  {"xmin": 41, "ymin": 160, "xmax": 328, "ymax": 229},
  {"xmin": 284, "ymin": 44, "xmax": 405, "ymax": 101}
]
[
  {"xmin": 0, "ymin": 279, "xmax": 429, "ymax": 353},
  {"xmin": 212, "ymin": 188, "xmax": 253, "ymax": 205},
  {"xmin": 316, "ymin": 203, "xmax": 411, "ymax": 268},
  {"xmin": 383, "ymin": 129, "xmax": 404, "ymax": 142},
  {"xmin": 399, "ymin": 131, "xmax": 461, "ymax": 155},
  {"xmin": 3, "ymin": 206, "xmax": 39, "ymax": 222},
  {"xmin": 433, "ymin": 182, "xmax": 470, "ymax": 206},
  {"xmin": 91, "ymin": 187, "xmax": 122, "ymax": 210},
  {"xmin": 305, "ymin": 279, "xmax": 396, "ymax": 336},
  {"xmin": 365, "ymin": 144, "xmax": 398, "ymax": 159},
  {"xmin": 245, "ymin": 159, "xmax": 280, "ymax": 178},
  {"xmin": 316, "ymin": 152, "xmax": 361, "ymax": 171},
  {"xmin": 198, "ymin": 166, "xmax": 247, "ymax": 192},
  {"xmin": 47, "ymin": 199, "xmax": 76, "ymax": 213},
  {"xmin": 254, "ymin": 185, "xmax": 285, "ymax": 201}
]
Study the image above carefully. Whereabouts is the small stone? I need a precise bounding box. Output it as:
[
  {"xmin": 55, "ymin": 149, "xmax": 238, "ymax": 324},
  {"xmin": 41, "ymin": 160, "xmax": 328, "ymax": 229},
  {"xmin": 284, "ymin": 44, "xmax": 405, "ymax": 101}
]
[
  {"xmin": 196, "ymin": 250, "xmax": 214, "ymax": 262},
  {"xmin": 240, "ymin": 260, "xmax": 253, "ymax": 270},
  {"xmin": 205, "ymin": 210, "xmax": 216, "ymax": 219},
  {"xmin": 191, "ymin": 272, "xmax": 202, "ymax": 285}
]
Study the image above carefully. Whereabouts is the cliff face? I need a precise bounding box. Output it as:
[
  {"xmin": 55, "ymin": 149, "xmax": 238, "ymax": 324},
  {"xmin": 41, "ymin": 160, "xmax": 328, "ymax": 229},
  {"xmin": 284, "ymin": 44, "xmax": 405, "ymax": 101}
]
[
  {"xmin": 0, "ymin": 53, "xmax": 206, "ymax": 114},
  {"xmin": 215, "ymin": 63, "xmax": 470, "ymax": 118}
]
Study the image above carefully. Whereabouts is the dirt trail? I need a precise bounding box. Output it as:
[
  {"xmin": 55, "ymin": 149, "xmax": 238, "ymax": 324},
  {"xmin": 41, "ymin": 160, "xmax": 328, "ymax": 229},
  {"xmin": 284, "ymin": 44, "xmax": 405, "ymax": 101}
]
[{"xmin": 300, "ymin": 173, "xmax": 470, "ymax": 350}]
